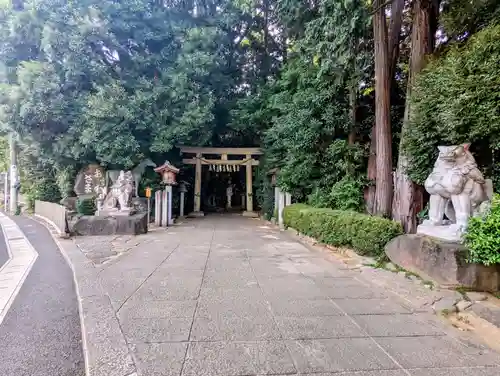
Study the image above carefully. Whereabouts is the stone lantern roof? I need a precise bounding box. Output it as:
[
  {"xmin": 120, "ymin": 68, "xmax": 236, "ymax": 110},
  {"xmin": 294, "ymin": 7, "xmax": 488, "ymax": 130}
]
[{"xmin": 154, "ymin": 161, "xmax": 180, "ymax": 185}]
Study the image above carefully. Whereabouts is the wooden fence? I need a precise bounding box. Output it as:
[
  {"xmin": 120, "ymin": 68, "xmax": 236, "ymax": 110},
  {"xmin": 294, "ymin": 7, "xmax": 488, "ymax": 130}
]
[{"xmin": 34, "ymin": 200, "xmax": 68, "ymax": 236}]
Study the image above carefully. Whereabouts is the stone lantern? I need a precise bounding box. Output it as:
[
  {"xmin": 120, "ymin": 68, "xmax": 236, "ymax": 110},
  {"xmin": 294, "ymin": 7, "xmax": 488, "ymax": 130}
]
[
  {"xmin": 178, "ymin": 181, "xmax": 189, "ymax": 217},
  {"xmin": 154, "ymin": 161, "xmax": 180, "ymax": 226},
  {"xmin": 154, "ymin": 160, "xmax": 180, "ymax": 186}
]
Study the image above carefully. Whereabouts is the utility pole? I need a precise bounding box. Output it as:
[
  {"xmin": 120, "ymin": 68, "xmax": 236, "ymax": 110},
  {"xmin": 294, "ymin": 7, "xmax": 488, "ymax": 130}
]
[
  {"xmin": 3, "ymin": 172, "xmax": 8, "ymax": 209},
  {"xmin": 9, "ymin": 133, "xmax": 18, "ymax": 213}
]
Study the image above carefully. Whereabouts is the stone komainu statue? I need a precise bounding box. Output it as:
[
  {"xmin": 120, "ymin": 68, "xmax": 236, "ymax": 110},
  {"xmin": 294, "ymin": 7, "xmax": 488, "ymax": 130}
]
[
  {"xmin": 423, "ymin": 144, "xmax": 493, "ymax": 232},
  {"xmin": 100, "ymin": 170, "xmax": 134, "ymax": 214}
]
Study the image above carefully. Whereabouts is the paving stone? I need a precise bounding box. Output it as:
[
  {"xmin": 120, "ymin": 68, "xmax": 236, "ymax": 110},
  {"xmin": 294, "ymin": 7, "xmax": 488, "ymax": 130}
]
[
  {"xmin": 202, "ymin": 270, "xmax": 258, "ymax": 288},
  {"xmin": 136, "ymin": 282, "xmax": 201, "ymax": 300},
  {"xmin": 377, "ymin": 336, "xmax": 500, "ymax": 369},
  {"xmin": 269, "ymin": 299, "xmax": 343, "ymax": 317},
  {"xmin": 249, "ymin": 259, "xmax": 302, "ymax": 276},
  {"xmin": 182, "ymin": 341, "xmax": 296, "ymax": 376},
  {"xmin": 196, "ymin": 295, "xmax": 270, "ymax": 318},
  {"xmin": 323, "ymin": 285, "xmax": 389, "ymax": 300},
  {"xmin": 333, "ymin": 298, "xmax": 412, "ymax": 315},
  {"xmin": 286, "ymin": 338, "xmax": 397, "ymax": 373},
  {"xmin": 199, "ymin": 286, "xmax": 266, "ymax": 301},
  {"xmin": 352, "ymin": 314, "xmax": 445, "ymax": 337},
  {"xmin": 133, "ymin": 342, "xmax": 187, "ymax": 376},
  {"xmin": 206, "ymin": 258, "xmax": 253, "ymax": 273},
  {"xmin": 312, "ymin": 276, "xmax": 370, "ymax": 288},
  {"xmin": 456, "ymin": 300, "xmax": 474, "ymax": 312},
  {"xmin": 118, "ymin": 299, "xmax": 197, "ymax": 320},
  {"xmin": 259, "ymin": 277, "xmax": 328, "ymax": 300},
  {"xmin": 275, "ymin": 315, "xmax": 366, "ymax": 339},
  {"xmin": 190, "ymin": 312, "xmax": 282, "ymax": 341},
  {"xmin": 410, "ymin": 367, "xmax": 500, "ymax": 376},
  {"xmin": 292, "ymin": 260, "xmax": 352, "ymax": 278},
  {"xmin": 121, "ymin": 317, "xmax": 192, "ymax": 342}
]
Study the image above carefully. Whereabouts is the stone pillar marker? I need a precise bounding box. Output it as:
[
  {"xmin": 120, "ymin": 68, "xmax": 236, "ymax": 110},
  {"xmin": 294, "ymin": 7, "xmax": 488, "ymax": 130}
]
[
  {"xmin": 179, "ymin": 181, "xmax": 187, "ymax": 217},
  {"xmin": 154, "ymin": 190, "xmax": 162, "ymax": 226},
  {"xmin": 154, "ymin": 161, "xmax": 180, "ymax": 227},
  {"xmin": 278, "ymin": 188, "xmax": 286, "ymax": 227},
  {"xmin": 160, "ymin": 187, "xmax": 175, "ymax": 226},
  {"xmin": 161, "ymin": 189, "xmax": 168, "ymax": 226}
]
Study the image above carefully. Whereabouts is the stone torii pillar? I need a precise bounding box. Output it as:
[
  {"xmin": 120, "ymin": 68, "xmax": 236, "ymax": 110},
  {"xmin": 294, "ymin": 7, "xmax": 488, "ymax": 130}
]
[
  {"xmin": 242, "ymin": 154, "xmax": 257, "ymax": 217},
  {"xmin": 192, "ymin": 152, "xmax": 203, "ymax": 216},
  {"xmin": 179, "ymin": 181, "xmax": 188, "ymax": 217}
]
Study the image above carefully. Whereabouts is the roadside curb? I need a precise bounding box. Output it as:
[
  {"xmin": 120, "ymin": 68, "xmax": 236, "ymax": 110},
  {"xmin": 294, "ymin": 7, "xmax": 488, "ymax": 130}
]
[{"xmin": 31, "ymin": 214, "xmax": 138, "ymax": 376}]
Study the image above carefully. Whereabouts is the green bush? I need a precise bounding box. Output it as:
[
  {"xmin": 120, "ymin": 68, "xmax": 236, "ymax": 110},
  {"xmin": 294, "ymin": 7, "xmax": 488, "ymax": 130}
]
[
  {"xmin": 308, "ymin": 176, "xmax": 365, "ymax": 212},
  {"xmin": 464, "ymin": 194, "xmax": 500, "ymax": 266},
  {"xmin": 284, "ymin": 204, "xmax": 403, "ymax": 257},
  {"xmin": 76, "ymin": 197, "xmax": 96, "ymax": 216}
]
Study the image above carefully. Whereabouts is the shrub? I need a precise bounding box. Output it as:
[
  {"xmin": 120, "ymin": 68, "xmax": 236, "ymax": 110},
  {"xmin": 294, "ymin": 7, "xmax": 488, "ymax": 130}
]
[
  {"xmin": 464, "ymin": 194, "xmax": 500, "ymax": 266},
  {"xmin": 76, "ymin": 197, "xmax": 96, "ymax": 216},
  {"xmin": 284, "ymin": 204, "xmax": 403, "ymax": 257},
  {"xmin": 308, "ymin": 176, "xmax": 365, "ymax": 212}
]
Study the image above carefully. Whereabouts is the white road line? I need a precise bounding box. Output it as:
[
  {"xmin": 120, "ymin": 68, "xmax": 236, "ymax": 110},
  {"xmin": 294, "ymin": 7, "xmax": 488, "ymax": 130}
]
[{"xmin": 0, "ymin": 213, "xmax": 38, "ymax": 326}]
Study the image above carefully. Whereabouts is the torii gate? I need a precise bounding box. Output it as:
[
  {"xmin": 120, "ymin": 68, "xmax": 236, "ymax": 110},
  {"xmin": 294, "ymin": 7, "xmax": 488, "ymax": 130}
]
[{"xmin": 179, "ymin": 146, "xmax": 263, "ymax": 217}]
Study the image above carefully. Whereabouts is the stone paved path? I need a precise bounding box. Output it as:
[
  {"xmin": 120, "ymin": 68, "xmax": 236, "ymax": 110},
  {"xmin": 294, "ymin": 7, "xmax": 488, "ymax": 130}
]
[{"xmin": 74, "ymin": 214, "xmax": 500, "ymax": 376}]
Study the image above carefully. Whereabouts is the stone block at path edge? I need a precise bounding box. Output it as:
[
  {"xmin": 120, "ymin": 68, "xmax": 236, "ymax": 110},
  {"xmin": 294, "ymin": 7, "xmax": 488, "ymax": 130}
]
[{"xmin": 385, "ymin": 234, "xmax": 500, "ymax": 292}]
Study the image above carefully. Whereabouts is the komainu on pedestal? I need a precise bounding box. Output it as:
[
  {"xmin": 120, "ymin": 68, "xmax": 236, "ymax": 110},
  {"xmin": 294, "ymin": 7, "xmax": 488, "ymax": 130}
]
[
  {"xmin": 96, "ymin": 170, "xmax": 135, "ymax": 216},
  {"xmin": 417, "ymin": 143, "xmax": 493, "ymax": 242}
]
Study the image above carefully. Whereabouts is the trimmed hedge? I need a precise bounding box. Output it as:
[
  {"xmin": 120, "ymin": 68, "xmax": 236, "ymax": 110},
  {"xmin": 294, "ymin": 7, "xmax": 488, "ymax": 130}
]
[{"xmin": 283, "ymin": 204, "xmax": 403, "ymax": 257}]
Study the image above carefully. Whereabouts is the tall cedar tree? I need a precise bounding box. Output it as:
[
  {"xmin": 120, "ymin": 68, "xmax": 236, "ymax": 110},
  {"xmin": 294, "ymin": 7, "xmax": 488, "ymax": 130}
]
[{"xmin": 392, "ymin": 0, "xmax": 440, "ymax": 232}]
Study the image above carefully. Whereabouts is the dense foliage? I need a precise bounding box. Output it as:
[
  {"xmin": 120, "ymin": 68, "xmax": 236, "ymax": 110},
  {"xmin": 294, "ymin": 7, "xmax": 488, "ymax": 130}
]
[
  {"xmin": 404, "ymin": 24, "xmax": 500, "ymax": 189},
  {"xmin": 464, "ymin": 194, "xmax": 500, "ymax": 266},
  {"xmin": 283, "ymin": 203, "xmax": 403, "ymax": 257},
  {"xmin": 76, "ymin": 197, "xmax": 97, "ymax": 216}
]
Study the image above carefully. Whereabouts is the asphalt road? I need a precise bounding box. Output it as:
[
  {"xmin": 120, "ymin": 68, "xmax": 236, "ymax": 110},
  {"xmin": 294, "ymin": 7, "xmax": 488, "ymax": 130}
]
[
  {"xmin": 0, "ymin": 223, "xmax": 7, "ymax": 269},
  {"xmin": 0, "ymin": 216, "xmax": 85, "ymax": 376}
]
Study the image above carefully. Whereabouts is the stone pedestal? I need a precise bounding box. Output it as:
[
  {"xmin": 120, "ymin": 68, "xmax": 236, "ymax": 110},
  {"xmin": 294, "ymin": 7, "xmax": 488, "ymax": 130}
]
[
  {"xmin": 242, "ymin": 211, "xmax": 259, "ymax": 218},
  {"xmin": 188, "ymin": 211, "xmax": 205, "ymax": 217},
  {"xmin": 385, "ymin": 234, "xmax": 500, "ymax": 292},
  {"xmin": 417, "ymin": 223, "xmax": 462, "ymax": 242},
  {"xmin": 69, "ymin": 213, "xmax": 148, "ymax": 236}
]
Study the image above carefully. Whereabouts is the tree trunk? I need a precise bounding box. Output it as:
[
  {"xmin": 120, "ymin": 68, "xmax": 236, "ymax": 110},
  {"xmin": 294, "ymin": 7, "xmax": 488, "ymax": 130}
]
[
  {"xmin": 366, "ymin": 0, "xmax": 404, "ymax": 214},
  {"xmin": 392, "ymin": 0, "xmax": 438, "ymax": 232},
  {"xmin": 365, "ymin": 126, "xmax": 377, "ymax": 214},
  {"xmin": 373, "ymin": 0, "xmax": 393, "ymax": 217},
  {"xmin": 388, "ymin": 0, "xmax": 405, "ymax": 79},
  {"xmin": 348, "ymin": 84, "xmax": 357, "ymax": 145}
]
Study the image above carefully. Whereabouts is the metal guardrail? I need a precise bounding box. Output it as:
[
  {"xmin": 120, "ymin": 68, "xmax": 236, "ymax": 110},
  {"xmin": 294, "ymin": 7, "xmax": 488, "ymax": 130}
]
[{"xmin": 34, "ymin": 200, "xmax": 68, "ymax": 236}]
